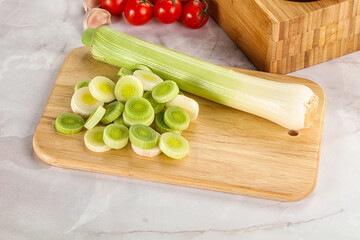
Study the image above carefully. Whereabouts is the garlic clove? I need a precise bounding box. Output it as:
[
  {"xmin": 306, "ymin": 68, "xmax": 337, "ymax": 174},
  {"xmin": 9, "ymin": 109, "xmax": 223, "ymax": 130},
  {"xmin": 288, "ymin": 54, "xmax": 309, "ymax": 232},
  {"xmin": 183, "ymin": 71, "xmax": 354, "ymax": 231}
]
[
  {"xmin": 83, "ymin": 8, "xmax": 111, "ymax": 30},
  {"xmin": 83, "ymin": 0, "xmax": 101, "ymax": 12}
]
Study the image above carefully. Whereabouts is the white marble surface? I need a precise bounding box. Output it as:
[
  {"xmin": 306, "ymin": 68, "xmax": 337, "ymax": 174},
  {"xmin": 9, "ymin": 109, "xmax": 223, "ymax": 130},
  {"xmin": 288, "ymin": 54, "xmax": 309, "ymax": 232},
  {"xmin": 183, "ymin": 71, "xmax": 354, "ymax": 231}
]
[{"xmin": 1, "ymin": 0, "xmax": 360, "ymax": 239}]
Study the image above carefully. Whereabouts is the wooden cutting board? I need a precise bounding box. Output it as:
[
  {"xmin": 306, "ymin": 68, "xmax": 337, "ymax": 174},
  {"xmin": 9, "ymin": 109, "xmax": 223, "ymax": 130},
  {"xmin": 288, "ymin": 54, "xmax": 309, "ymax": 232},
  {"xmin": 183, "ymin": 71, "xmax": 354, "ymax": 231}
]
[
  {"xmin": 209, "ymin": 0, "xmax": 360, "ymax": 74},
  {"xmin": 33, "ymin": 47, "xmax": 326, "ymax": 201}
]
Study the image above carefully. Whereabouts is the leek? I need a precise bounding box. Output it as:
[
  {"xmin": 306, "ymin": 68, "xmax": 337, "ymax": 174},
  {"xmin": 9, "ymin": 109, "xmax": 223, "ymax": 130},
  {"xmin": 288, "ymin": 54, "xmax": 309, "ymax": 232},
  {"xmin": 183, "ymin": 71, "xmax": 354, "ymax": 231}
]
[{"xmin": 82, "ymin": 27, "xmax": 319, "ymax": 130}]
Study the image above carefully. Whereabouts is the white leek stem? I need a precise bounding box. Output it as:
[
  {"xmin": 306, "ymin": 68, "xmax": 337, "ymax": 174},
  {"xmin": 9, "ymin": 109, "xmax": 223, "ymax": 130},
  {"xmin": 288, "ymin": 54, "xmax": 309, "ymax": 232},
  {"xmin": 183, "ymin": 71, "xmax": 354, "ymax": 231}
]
[{"xmin": 82, "ymin": 27, "xmax": 319, "ymax": 130}]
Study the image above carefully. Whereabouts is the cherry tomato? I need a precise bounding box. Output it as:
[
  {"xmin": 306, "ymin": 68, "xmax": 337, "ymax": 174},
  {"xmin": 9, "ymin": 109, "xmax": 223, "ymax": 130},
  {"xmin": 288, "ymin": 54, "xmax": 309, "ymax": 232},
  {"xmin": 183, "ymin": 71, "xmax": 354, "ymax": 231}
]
[
  {"xmin": 151, "ymin": 0, "xmax": 188, "ymax": 7},
  {"xmin": 181, "ymin": 0, "xmax": 209, "ymax": 29},
  {"xmin": 154, "ymin": 0, "xmax": 182, "ymax": 24},
  {"xmin": 124, "ymin": 0, "xmax": 154, "ymax": 26},
  {"xmin": 101, "ymin": 0, "xmax": 128, "ymax": 15},
  {"xmin": 179, "ymin": 0, "xmax": 190, "ymax": 6}
]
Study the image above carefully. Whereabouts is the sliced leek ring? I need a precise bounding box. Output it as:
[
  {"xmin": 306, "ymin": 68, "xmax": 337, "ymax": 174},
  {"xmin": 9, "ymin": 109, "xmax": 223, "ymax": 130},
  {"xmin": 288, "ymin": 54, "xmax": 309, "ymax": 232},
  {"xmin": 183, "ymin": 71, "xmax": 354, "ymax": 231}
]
[
  {"xmin": 129, "ymin": 124, "xmax": 158, "ymax": 149},
  {"xmin": 131, "ymin": 133, "xmax": 161, "ymax": 157},
  {"xmin": 103, "ymin": 124, "xmax": 129, "ymax": 149},
  {"xmin": 155, "ymin": 111, "xmax": 181, "ymax": 134},
  {"xmin": 84, "ymin": 106, "xmax": 106, "ymax": 129},
  {"xmin": 159, "ymin": 132, "xmax": 189, "ymax": 160},
  {"xmin": 123, "ymin": 110, "xmax": 155, "ymax": 127},
  {"xmin": 71, "ymin": 87, "xmax": 104, "ymax": 117},
  {"xmin": 124, "ymin": 97, "xmax": 153, "ymax": 121},
  {"xmin": 101, "ymin": 101, "xmax": 124, "ymax": 124},
  {"xmin": 164, "ymin": 106, "xmax": 190, "ymax": 131},
  {"xmin": 84, "ymin": 126, "xmax": 111, "ymax": 152},
  {"xmin": 165, "ymin": 95, "xmax": 199, "ymax": 121},
  {"xmin": 88, "ymin": 76, "xmax": 116, "ymax": 103},
  {"xmin": 74, "ymin": 79, "xmax": 91, "ymax": 92},
  {"xmin": 133, "ymin": 70, "xmax": 163, "ymax": 91},
  {"xmin": 151, "ymin": 80, "xmax": 179, "ymax": 103},
  {"xmin": 115, "ymin": 75, "xmax": 144, "ymax": 102},
  {"xmin": 55, "ymin": 113, "xmax": 84, "ymax": 134}
]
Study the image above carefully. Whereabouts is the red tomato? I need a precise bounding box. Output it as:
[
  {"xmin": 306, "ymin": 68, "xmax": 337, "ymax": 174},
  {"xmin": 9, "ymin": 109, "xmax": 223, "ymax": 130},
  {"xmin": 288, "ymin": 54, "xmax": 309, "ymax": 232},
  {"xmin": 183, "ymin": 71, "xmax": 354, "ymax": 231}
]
[
  {"xmin": 181, "ymin": 0, "xmax": 209, "ymax": 29},
  {"xmin": 124, "ymin": 0, "xmax": 154, "ymax": 25},
  {"xmin": 154, "ymin": 0, "xmax": 182, "ymax": 24},
  {"xmin": 179, "ymin": 0, "xmax": 190, "ymax": 6},
  {"xmin": 151, "ymin": 0, "xmax": 188, "ymax": 7},
  {"xmin": 101, "ymin": 0, "xmax": 128, "ymax": 15}
]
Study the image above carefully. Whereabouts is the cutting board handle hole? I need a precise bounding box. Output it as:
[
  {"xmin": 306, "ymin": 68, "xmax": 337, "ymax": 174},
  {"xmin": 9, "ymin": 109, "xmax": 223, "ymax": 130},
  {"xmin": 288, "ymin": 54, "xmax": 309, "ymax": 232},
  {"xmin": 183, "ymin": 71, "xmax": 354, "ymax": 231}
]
[{"xmin": 288, "ymin": 130, "xmax": 299, "ymax": 136}]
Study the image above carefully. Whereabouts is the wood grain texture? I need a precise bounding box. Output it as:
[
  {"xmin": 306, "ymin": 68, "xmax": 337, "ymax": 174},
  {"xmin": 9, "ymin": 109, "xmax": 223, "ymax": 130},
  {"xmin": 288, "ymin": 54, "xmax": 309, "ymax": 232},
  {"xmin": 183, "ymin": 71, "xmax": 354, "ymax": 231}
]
[
  {"xmin": 209, "ymin": 0, "xmax": 360, "ymax": 74},
  {"xmin": 33, "ymin": 47, "xmax": 326, "ymax": 201}
]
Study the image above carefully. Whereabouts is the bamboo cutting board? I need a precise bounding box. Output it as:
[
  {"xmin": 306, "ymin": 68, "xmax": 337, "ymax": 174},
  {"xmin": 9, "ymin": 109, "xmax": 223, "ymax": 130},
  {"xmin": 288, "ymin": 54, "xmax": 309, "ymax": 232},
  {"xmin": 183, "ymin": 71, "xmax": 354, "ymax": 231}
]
[
  {"xmin": 209, "ymin": 0, "xmax": 360, "ymax": 74},
  {"xmin": 33, "ymin": 47, "xmax": 326, "ymax": 201}
]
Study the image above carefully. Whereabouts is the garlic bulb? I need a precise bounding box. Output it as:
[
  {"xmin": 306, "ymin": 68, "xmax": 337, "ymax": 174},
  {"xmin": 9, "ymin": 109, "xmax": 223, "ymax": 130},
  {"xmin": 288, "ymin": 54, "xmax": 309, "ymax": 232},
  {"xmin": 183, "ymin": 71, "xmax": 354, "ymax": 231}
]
[
  {"xmin": 83, "ymin": 8, "xmax": 111, "ymax": 30},
  {"xmin": 83, "ymin": 0, "xmax": 101, "ymax": 12}
]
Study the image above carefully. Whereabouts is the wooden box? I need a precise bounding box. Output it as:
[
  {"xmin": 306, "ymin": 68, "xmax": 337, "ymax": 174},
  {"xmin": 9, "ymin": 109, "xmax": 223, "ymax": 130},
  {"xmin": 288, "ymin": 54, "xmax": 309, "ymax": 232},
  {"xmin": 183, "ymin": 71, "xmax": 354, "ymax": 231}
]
[{"xmin": 209, "ymin": 0, "xmax": 360, "ymax": 74}]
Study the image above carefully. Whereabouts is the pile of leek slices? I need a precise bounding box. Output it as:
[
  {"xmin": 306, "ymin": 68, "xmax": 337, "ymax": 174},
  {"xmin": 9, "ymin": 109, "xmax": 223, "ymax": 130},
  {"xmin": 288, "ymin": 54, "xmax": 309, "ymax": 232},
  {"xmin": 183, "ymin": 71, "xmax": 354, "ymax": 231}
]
[{"xmin": 55, "ymin": 65, "xmax": 199, "ymax": 160}]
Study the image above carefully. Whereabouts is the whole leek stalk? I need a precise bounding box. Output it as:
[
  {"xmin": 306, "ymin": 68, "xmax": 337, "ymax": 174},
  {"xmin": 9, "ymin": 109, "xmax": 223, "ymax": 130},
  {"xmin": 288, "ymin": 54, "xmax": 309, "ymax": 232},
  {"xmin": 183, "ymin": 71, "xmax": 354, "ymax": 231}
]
[{"xmin": 82, "ymin": 27, "xmax": 319, "ymax": 130}]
